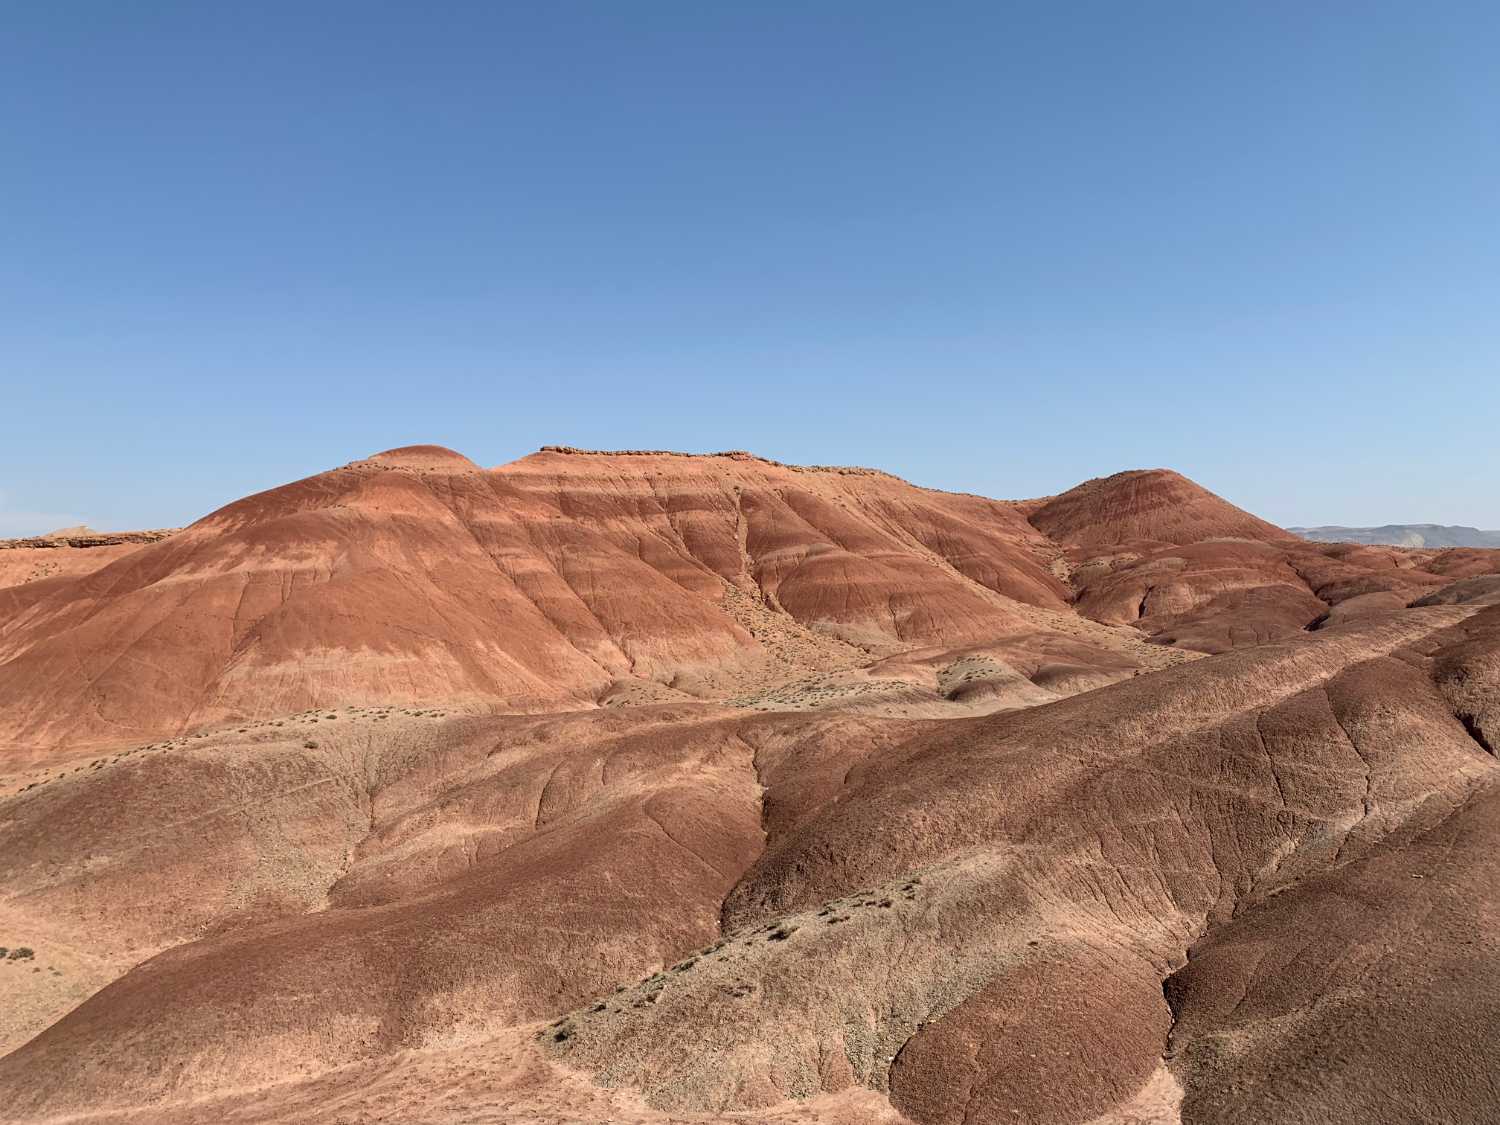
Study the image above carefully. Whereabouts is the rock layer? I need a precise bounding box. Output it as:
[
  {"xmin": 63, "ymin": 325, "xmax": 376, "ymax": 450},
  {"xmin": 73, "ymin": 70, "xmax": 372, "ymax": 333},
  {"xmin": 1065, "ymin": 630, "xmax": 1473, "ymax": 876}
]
[{"xmin": 2, "ymin": 447, "xmax": 1499, "ymax": 1124}]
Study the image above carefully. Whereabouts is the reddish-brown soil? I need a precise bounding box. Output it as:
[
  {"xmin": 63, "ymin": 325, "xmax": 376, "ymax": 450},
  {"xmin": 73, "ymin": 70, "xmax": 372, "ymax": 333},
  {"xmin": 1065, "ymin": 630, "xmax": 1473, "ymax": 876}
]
[
  {"xmin": 0, "ymin": 530, "xmax": 172, "ymax": 592},
  {"xmin": 2, "ymin": 447, "xmax": 1498, "ymax": 1124}
]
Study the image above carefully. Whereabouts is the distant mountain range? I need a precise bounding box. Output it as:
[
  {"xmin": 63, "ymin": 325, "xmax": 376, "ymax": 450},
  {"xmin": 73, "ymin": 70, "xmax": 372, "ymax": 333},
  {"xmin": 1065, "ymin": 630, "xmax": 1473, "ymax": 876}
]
[{"xmin": 1290, "ymin": 523, "xmax": 1500, "ymax": 548}]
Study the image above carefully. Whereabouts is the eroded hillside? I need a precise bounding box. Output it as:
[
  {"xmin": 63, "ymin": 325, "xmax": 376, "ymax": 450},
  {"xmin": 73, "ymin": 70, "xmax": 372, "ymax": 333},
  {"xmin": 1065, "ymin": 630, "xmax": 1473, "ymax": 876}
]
[{"xmin": 2, "ymin": 447, "xmax": 1498, "ymax": 1124}]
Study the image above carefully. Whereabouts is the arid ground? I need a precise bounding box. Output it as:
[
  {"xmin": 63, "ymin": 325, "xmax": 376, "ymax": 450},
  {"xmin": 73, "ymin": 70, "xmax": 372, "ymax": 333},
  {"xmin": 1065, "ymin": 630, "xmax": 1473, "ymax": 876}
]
[{"xmin": 2, "ymin": 446, "xmax": 1497, "ymax": 1124}]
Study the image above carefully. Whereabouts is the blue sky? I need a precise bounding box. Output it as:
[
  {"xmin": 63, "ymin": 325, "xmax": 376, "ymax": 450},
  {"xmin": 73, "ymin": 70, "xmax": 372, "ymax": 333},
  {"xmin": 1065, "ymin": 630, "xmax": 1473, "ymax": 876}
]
[{"xmin": 4, "ymin": 2, "xmax": 1498, "ymax": 534}]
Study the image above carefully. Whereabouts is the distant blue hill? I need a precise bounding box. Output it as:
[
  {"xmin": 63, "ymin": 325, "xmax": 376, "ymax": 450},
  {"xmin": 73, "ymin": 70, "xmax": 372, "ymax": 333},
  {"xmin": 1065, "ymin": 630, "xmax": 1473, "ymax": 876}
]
[{"xmin": 1289, "ymin": 524, "xmax": 1500, "ymax": 548}]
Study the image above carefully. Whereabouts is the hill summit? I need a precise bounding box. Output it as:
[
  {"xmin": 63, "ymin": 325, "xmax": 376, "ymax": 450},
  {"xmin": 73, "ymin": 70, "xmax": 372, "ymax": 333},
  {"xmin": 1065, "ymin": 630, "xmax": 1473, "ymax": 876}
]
[
  {"xmin": 2, "ymin": 446, "xmax": 1498, "ymax": 1125},
  {"xmin": 1027, "ymin": 468, "xmax": 1293, "ymax": 546}
]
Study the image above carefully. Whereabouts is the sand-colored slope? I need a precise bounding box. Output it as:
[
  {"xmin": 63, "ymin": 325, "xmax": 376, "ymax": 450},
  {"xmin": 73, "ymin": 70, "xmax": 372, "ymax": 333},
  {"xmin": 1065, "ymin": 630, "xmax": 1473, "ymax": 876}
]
[
  {"xmin": 0, "ymin": 704, "xmax": 923, "ymax": 1112},
  {"xmin": 3, "ymin": 606, "xmax": 1497, "ymax": 1123}
]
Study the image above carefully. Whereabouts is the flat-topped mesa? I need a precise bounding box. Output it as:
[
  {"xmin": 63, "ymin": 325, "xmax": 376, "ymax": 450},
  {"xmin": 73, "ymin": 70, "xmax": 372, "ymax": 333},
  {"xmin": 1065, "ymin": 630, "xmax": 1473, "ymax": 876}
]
[
  {"xmin": 533, "ymin": 445, "xmax": 897, "ymax": 478},
  {"xmin": 0, "ymin": 529, "xmax": 176, "ymax": 551},
  {"xmin": 0, "ymin": 530, "xmax": 178, "ymax": 596}
]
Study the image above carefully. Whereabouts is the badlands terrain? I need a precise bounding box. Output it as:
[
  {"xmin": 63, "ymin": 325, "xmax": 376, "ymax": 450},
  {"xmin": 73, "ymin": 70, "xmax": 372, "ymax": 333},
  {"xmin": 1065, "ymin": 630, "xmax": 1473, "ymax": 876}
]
[{"xmin": 2, "ymin": 445, "xmax": 1498, "ymax": 1124}]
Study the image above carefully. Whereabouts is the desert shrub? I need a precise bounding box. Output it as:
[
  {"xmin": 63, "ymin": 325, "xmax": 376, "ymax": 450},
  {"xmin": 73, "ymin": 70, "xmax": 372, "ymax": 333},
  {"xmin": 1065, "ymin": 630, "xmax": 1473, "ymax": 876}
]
[{"xmin": 8, "ymin": 947, "xmax": 34, "ymax": 960}]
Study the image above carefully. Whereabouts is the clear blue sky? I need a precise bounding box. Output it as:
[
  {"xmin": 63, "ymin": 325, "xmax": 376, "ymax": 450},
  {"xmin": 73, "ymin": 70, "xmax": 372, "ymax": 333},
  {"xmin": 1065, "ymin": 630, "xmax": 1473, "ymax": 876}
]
[{"xmin": 4, "ymin": 2, "xmax": 1498, "ymax": 535}]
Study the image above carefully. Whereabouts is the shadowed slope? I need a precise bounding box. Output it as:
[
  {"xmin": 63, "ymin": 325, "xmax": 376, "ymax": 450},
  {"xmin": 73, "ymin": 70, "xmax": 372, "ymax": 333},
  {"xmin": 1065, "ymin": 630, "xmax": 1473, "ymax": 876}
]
[{"xmin": 0, "ymin": 705, "xmax": 776, "ymax": 1105}]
